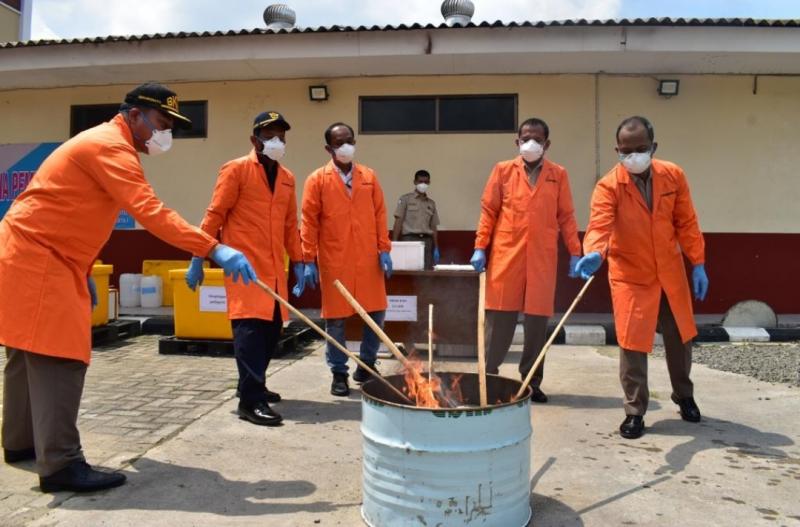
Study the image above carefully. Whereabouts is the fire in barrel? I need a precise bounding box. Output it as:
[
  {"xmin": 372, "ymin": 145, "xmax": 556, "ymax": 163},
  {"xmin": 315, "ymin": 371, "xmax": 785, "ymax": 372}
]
[{"xmin": 360, "ymin": 369, "xmax": 533, "ymax": 527}]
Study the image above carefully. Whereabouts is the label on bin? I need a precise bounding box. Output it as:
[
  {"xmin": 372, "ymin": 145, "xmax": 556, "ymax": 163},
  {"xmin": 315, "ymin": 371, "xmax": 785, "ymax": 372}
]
[
  {"xmin": 199, "ymin": 286, "xmax": 228, "ymax": 312},
  {"xmin": 386, "ymin": 295, "xmax": 417, "ymax": 322}
]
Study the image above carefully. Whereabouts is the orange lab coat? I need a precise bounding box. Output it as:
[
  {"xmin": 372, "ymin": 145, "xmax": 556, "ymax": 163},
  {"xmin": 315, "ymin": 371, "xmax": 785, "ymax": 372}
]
[
  {"xmin": 583, "ymin": 159, "xmax": 705, "ymax": 353},
  {"xmin": 475, "ymin": 157, "xmax": 581, "ymax": 317},
  {"xmin": 0, "ymin": 114, "xmax": 217, "ymax": 364},
  {"xmin": 199, "ymin": 150, "xmax": 302, "ymax": 322},
  {"xmin": 301, "ymin": 161, "xmax": 391, "ymax": 319}
]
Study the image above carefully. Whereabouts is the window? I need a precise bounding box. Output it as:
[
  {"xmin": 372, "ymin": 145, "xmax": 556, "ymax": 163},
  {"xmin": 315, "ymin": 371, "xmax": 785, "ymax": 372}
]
[
  {"xmin": 70, "ymin": 101, "xmax": 208, "ymax": 138},
  {"xmin": 359, "ymin": 94, "xmax": 517, "ymax": 134}
]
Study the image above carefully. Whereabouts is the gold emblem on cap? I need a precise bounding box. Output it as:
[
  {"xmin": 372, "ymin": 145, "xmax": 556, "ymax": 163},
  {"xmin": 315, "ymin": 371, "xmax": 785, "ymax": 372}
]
[
  {"xmin": 165, "ymin": 96, "xmax": 179, "ymax": 111},
  {"xmin": 269, "ymin": 112, "xmax": 279, "ymax": 120}
]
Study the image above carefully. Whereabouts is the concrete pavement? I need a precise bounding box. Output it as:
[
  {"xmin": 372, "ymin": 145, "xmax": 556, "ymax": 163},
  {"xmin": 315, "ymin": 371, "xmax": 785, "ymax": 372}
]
[{"xmin": 2, "ymin": 337, "xmax": 799, "ymax": 526}]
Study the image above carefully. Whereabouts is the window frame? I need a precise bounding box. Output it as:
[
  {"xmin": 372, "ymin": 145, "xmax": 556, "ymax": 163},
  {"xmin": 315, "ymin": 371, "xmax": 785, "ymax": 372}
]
[{"xmin": 358, "ymin": 93, "xmax": 518, "ymax": 135}]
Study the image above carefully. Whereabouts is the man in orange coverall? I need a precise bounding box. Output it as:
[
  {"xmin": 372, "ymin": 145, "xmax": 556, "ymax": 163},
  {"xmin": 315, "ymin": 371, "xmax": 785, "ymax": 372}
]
[
  {"xmin": 186, "ymin": 111, "xmax": 304, "ymax": 427},
  {"xmin": 0, "ymin": 83, "xmax": 256, "ymax": 492},
  {"xmin": 575, "ymin": 116, "xmax": 709, "ymax": 440},
  {"xmin": 300, "ymin": 123, "xmax": 392, "ymax": 397},
  {"xmin": 470, "ymin": 117, "xmax": 582, "ymax": 403}
]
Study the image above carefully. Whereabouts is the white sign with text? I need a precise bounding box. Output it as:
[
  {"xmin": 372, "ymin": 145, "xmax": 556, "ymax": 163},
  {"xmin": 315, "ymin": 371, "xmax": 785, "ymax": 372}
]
[
  {"xmin": 386, "ymin": 295, "xmax": 417, "ymax": 322},
  {"xmin": 199, "ymin": 286, "xmax": 228, "ymax": 313}
]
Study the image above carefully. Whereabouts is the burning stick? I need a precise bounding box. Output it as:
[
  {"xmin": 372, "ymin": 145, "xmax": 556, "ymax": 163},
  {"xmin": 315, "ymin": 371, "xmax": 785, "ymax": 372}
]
[
  {"xmin": 477, "ymin": 272, "xmax": 488, "ymax": 407},
  {"xmin": 514, "ymin": 276, "xmax": 595, "ymax": 401},
  {"xmin": 333, "ymin": 280, "xmax": 412, "ymax": 368},
  {"xmin": 333, "ymin": 280, "xmax": 467, "ymax": 408},
  {"xmin": 427, "ymin": 303, "xmax": 434, "ymax": 383},
  {"xmin": 253, "ymin": 279, "xmax": 413, "ymax": 405}
]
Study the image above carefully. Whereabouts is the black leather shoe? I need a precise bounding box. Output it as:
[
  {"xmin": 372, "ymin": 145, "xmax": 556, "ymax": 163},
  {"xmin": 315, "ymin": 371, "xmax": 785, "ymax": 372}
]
[
  {"xmin": 671, "ymin": 394, "xmax": 701, "ymax": 422},
  {"xmin": 620, "ymin": 415, "xmax": 645, "ymax": 439},
  {"xmin": 39, "ymin": 460, "xmax": 126, "ymax": 493},
  {"xmin": 331, "ymin": 372, "xmax": 350, "ymax": 396},
  {"xmin": 238, "ymin": 402, "xmax": 283, "ymax": 426},
  {"xmin": 352, "ymin": 362, "xmax": 378, "ymax": 384},
  {"xmin": 530, "ymin": 388, "xmax": 548, "ymax": 404},
  {"xmin": 265, "ymin": 388, "xmax": 281, "ymax": 403},
  {"xmin": 4, "ymin": 447, "xmax": 36, "ymax": 463}
]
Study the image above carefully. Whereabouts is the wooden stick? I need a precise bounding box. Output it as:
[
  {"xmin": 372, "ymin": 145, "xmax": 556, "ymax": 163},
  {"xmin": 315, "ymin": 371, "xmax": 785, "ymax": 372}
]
[
  {"xmin": 427, "ymin": 303, "xmax": 434, "ymax": 383},
  {"xmin": 515, "ymin": 276, "xmax": 595, "ymax": 401},
  {"xmin": 333, "ymin": 280, "xmax": 411, "ymax": 368},
  {"xmin": 477, "ymin": 272, "xmax": 488, "ymax": 407},
  {"xmin": 253, "ymin": 279, "xmax": 413, "ymax": 405}
]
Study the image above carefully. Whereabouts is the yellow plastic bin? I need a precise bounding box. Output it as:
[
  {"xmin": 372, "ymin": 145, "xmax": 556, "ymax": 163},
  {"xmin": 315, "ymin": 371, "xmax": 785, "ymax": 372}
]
[
  {"xmin": 170, "ymin": 268, "xmax": 232, "ymax": 340},
  {"xmin": 143, "ymin": 259, "xmax": 209, "ymax": 306},
  {"xmin": 91, "ymin": 264, "xmax": 114, "ymax": 327}
]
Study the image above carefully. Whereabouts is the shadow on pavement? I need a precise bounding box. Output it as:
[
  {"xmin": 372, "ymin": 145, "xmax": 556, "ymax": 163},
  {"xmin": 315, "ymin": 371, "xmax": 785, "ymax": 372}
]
[
  {"xmin": 530, "ymin": 457, "xmax": 585, "ymax": 526},
  {"xmin": 531, "ymin": 493, "xmax": 585, "ymax": 527},
  {"xmin": 648, "ymin": 416, "xmax": 795, "ymax": 474},
  {"xmin": 53, "ymin": 458, "xmax": 355, "ymax": 515},
  {"xmin": 278, "ymin": 397, "xmax": 362, "ymax": 425},
  {"xmin": 546, "ymin": 393, "xmax": 662, "ymax": 411}
]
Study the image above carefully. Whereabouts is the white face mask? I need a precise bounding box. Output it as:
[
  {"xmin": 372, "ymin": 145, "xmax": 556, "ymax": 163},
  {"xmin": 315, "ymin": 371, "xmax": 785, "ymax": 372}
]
[
  {"xmin": 334, "ymin": 143, "xmax": 356, "ymax": 164},
  {"xmin": 619, "ymin": 151, "xmax": 652, "ymax": 174},
  {"xmin": 415, "ymin": 183, "xmax": 429, "ymax": 193},
  {"xmin": 145, "ymin": 129, "xmax": 173, "ymax": 156},
  {"xmin": 519, "ymin": 139, "xmax": 544, "ymax": 163},
  {"xmin": 261, "ymin": 137, "xmax": 286, "ymax": 161}
]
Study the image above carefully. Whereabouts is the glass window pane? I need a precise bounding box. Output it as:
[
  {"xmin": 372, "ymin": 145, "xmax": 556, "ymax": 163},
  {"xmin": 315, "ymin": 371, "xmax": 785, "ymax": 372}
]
[
  {"xmin": 361, "ymin": 98, "xmax": 436, "ymax": 133},
  {"xmin": 70, "ymin": 104, "xmax": 118, "ymax": 137},
  {"xmin": 173, "ymin": 101, "xmax": 207, "ymax": 139},
  {"xmin": 438, "ymin": 96, "xmax": 516, "ymax": 132},
  {"xmin": 70, "ymin": 101, "xmax": 207, "ymax": 139}
]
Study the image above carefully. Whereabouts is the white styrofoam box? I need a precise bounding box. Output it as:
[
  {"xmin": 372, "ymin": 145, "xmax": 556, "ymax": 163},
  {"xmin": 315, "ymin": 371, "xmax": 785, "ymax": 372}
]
[{"xmin": 391, "ymin": 241, "xmax": 425, "ymax": 271}]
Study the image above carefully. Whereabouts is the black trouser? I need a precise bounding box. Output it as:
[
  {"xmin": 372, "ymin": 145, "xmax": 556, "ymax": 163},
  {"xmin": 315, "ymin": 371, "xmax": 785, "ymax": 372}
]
[
  {"xmin": 399, "ymin": 233, "xmax": 434, "ymax": 269},
  {"xmin": 232, "ymin": 301, "xmax": 282, "ymax": 407}
]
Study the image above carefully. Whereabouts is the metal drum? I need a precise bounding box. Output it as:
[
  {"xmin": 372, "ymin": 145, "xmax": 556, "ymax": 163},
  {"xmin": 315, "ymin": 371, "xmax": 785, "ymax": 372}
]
[{"xmin": 360, "ymin": 373, "xmax": 532, "ymax": 527}]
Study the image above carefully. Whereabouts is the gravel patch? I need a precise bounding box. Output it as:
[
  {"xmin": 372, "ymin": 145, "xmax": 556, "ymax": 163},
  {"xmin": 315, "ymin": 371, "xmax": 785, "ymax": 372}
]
[{"xmin": 652, "ymin": 342, "xmax": 800, "ymax": 386}]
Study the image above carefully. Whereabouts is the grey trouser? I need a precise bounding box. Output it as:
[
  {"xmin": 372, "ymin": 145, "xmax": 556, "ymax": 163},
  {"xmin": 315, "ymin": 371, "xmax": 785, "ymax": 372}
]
[
  {"xmin": 619, "ymin": 294, "xmax": 694, "ymax": 416},
  {"xmin": 2, "ymin": 348, "xmax": 87, "ymax": 476},
  {"xmin": 485, "ymin": 310, "xmax": 548, "ymax": 387}
]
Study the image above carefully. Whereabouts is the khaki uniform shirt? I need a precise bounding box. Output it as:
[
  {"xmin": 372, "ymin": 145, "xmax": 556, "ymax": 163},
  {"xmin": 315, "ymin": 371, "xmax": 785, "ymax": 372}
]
[{"xmin": 394, "ymin": 191, "xmax": 440, "ymax": 235}]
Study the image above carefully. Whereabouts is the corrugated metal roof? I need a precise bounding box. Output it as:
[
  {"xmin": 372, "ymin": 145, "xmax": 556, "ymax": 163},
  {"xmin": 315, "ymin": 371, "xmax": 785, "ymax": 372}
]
[{"xmin": 1, "ymin": 17, "xmax": 798, "ymax": 49}]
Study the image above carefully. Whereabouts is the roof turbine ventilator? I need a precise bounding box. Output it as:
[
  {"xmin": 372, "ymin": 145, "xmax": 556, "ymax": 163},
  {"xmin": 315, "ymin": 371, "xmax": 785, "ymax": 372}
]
[
  {"xmin": 263, "ymin": 4, "xmax": 297, "ymax": 31},
  {"xmin": 441, "ymin": 0, "xmax": 475, "ymax": 27}
]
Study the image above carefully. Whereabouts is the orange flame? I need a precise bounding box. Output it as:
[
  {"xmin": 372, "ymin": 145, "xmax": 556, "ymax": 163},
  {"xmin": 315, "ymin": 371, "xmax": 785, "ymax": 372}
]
[{"xmin": 401, "ymin": 353, "xmax": 465, "ymax": 408}]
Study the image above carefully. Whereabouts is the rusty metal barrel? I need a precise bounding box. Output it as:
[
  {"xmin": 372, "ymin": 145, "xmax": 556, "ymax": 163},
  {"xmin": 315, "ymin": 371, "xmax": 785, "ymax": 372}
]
[{"xmin": 360, "ymin": 373, "xmax": 532, "ymax": 527}]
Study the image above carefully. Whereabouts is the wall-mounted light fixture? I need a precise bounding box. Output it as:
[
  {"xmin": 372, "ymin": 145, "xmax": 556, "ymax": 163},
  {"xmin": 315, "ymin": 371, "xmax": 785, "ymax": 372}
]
[
  {"xmin": 309, "ymin": 85, "xmax": 329, "ymax": 101},
  {"xmin": 657, "ymin": 79, "xmax": 680, "ymax": 98}
]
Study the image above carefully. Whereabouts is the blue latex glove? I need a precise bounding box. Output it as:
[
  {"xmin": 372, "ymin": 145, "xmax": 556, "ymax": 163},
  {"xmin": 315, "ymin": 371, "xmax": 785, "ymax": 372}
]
[
  {"xmin": 291, "ymin": 263, "xmax": 306, "ymax": 297},
  {"xmin": 575, "ymin": 252, "xmax": 602, "ymax": 280},
  {"xmin": 185, "ymin": 256, "xmax": 205, "ymax": 291},
  {"xmin": 568, "ymin": 255, "xmax": 581, "ymax": 278},
  {"xmin": 433, "ymin": 247, "xmax": 441, "ymax": 266},
  {"xmin": 304, "ymin": 263, "xmax": 319, "ymax": 288},
  {"xmin": 88, "ymin": 276, "xmax": 98, "ymax": 309},
  {"xmin": 210, "ymin": 244, "xmax": 257, "ymax": 285},
  {"xmin": 470, "ymin": 249, "xmax": 486, "ymax": 272},
  {"xmin": 692, "ymin": 264, "xmax": 709, "ymax": 301},
  {"xmin": 380, "ymin": 252, "xmax": 393, "ymax": 278}
]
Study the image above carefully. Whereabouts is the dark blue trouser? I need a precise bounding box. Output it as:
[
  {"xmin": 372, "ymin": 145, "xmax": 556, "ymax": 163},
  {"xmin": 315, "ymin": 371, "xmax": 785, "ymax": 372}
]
[
  {"xmin": 232, "ymin": 301, "xmax": 282, "ymax": 407},
  {"xmin": 325, "ymin": 311, "xmax": 385, "ymax": 375}
]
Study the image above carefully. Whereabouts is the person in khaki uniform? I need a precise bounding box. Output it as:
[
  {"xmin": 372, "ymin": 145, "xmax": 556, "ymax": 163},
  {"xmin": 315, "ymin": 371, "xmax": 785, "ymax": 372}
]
[{"xmin": 391, "ymin": 170, "xmax": 440, "ymax": 269}]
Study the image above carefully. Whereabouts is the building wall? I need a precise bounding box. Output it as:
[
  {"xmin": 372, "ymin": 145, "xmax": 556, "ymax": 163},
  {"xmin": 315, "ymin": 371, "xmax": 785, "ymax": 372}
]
[
  {"xmin": 0, "ymin": 3, "xmax": 19, "ymax": 42},
  {"xmin": 1, "ymin": 73, "xmax": 799, "ymax": 312}
]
